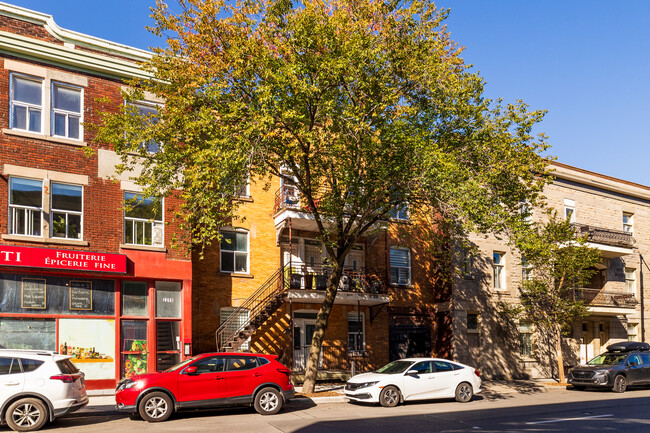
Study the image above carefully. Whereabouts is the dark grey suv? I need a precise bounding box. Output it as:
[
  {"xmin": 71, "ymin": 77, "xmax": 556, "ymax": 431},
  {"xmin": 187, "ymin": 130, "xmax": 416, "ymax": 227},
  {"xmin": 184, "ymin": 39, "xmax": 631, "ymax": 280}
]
[{"xmin": 568, "ymin": 341, "xmax": 650, "ymax": 392}]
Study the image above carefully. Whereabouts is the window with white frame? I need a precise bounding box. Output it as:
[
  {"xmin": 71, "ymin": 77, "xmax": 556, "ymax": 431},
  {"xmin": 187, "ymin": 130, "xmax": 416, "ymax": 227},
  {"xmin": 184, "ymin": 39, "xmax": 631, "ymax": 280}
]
[
  {"xmin": 9, "ymin": 177, "xmax": 42, "ymax": 237},
  {"xmin": 51, "ymin": 183, "xmax": 82, "ymax": 239},
  {"xmin": 625, "ymin": 268, "xmax": 636, "ymax": 294},
  {"xmin": 390, "ymin": 247, "xmax": 411, "ymax": 285},
  {"xmin": 389, "ymin": 203, "xmax": 409, "ymax": 221},
  {"xmin": 348, "ymin": 312, "xmax": 365, "ymax": 352},
  {"xmin": 51, "ymin": 82, "xmax": 82, "ymax": 140},
  {"xmin": 623, "ymin": 212, "xmax": 634, "ymax": 234},
  {"xmin": 493, "ymin": 252, "xmax": 505, "ymax": 290},
  {"xmin": 123, "ymin": 192, "xmax": 163, "ymax": 247},
  {"xmin": 519, "ymin": 321, "xmax": 533, "ymax": 357},
  {"xmin": 220, "ymin": 229, "xmax": 249, "ymax": 273},
  {"xmin": 130, "ymin": 101, "xmax": 160, "ymax": 153},
  {"xmin": 10, "ymin": 74, "xmax": 43, "ymax": 133},
  {"xmin": 236, "ymin": 172, "xmax": 250, "ymax": 197},
  {"xmin": 564, "ymin": 198, "xmax": 575, "ymax": 223}
]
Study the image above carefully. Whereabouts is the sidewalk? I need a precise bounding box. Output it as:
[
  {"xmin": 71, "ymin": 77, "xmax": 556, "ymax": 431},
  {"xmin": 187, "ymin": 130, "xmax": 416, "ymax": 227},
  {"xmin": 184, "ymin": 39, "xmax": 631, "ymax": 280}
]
[{"xmin": 87, "ymin": 379, "xmax": 560, "ymax": 407}]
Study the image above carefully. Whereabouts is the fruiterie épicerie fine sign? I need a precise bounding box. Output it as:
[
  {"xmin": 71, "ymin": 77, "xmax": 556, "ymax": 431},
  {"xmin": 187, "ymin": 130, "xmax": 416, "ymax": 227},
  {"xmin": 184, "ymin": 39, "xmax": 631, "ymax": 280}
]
[{"xmin": 0, "ymin": 245, "xmax": 127, "ymax": 273}]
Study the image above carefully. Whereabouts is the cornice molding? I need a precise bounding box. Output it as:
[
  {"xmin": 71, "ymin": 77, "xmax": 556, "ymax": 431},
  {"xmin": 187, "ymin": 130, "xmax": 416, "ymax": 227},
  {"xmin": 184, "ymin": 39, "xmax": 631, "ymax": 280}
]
[{"xmin": 0, "ymin": 2, "xmax": 152, "ymax": 79}]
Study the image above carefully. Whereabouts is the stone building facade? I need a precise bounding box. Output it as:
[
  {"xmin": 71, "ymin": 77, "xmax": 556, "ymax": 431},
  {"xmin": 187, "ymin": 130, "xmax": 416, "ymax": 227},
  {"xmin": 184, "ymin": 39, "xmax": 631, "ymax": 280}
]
[{"xmin": 452, "ymin": 162, "xmax": 650, "ymax": 379}]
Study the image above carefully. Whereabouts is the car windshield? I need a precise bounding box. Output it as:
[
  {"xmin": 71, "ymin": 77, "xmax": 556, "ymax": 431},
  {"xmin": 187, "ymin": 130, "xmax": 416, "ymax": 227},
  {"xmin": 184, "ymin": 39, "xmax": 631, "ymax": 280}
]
[
  {"xmin": 164, "ymin": 356, "xmax": 198, "ymax": 372},
  {"xmin": 376, "ymin": 360, "xmax": 414, "ymax": 374},
  {"xmin": 587, "ymin": 353, "xmax": 627, "ymax": 366}
]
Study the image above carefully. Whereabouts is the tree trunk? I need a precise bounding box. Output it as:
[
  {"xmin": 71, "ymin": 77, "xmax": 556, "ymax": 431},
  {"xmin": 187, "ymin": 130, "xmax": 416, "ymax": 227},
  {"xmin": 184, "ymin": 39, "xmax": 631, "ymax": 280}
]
[
  {"xmin": 301, "ymin": 264, "xmax": 342, "ymax": 394},
  {"xmin": 555, "ymin": 324, "xmax": 565, "ymax": 384}
]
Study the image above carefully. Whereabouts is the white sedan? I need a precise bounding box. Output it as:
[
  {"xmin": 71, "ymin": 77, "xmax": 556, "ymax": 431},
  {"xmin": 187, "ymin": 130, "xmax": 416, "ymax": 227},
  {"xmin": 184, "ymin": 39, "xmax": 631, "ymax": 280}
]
[{"xmin": 345, "ymin": 358, "xmax": 481, "ymax": 407}]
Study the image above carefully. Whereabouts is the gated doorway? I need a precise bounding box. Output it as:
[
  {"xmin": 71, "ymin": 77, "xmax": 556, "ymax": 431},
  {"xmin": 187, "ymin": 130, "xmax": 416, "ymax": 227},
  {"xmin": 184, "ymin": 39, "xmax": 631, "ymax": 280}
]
[{"xmin": 389, "ymin": 326, "xmax": 431, "ymax": 361}]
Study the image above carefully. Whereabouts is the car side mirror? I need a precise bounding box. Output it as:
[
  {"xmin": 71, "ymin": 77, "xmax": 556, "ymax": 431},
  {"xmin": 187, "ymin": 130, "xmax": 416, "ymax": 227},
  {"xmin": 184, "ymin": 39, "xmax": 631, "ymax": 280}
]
[
  {"xmin": 185, "ymin": 366, "xmax": 198, "ymax": 375},
  {"xmin": 406, "ymin": 369, "xmax": 419, "ymax": 375}
]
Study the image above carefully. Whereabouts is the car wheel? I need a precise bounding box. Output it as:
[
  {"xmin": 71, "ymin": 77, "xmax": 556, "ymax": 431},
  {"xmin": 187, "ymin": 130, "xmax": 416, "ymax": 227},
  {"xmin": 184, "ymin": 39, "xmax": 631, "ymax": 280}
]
[
  {"xmin": 379, "ymin": 386, "xmax": 400, "ymax": 407},
  {"xmin": 254, "ymin": 387, "xmax": 283, "ymax": 415},
  {"xmin": 455, "ymin": 382, "xmax": 473, "ymax": 403},
  {"xmin": 613, "ymin": 375, "xmax": 627, "ymax": 393},
  {"xmin": 138, "ymin": 391, "xmax": 173, "ymax": 422},
  {"xmin": 5, "ymin": 398, "xmax": 48, "ymax": 432}
]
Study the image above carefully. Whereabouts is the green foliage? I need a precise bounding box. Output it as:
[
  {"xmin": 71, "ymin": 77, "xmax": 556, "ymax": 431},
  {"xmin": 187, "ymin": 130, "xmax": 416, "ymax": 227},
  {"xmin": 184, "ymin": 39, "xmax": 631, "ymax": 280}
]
[
  {"xmin": 513, "ymin": 211, "xmax": 602, "ymax": 330},
  {"xmin": 91, "ymin": 0, "xmax": 551, "ymax": 258}
]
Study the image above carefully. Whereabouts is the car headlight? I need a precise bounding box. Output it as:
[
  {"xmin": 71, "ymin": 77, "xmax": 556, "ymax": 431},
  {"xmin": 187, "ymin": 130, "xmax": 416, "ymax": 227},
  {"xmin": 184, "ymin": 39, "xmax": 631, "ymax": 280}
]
[
  {"xmin": 356, "ymin": 381, "xmax": 379, "ymax": 389},
  {"xmin": 594, "ymin": 369, "xmax": 611, "ymax": 375},
  {"xmin": 118, "ymin": 379, "xmax": 143, "ymax": 390}
]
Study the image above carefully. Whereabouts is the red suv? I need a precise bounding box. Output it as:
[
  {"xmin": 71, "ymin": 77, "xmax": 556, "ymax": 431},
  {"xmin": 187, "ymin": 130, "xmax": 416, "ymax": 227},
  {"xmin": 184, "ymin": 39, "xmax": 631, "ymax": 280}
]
[{"xmin": 115, "ymin": 353, "xmax": 294, "ymax": 422}]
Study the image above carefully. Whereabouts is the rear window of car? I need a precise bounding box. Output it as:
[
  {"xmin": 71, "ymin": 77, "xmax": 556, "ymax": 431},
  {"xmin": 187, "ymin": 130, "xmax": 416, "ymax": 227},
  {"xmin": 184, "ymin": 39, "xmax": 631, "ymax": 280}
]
[
  {"xmin": 20, "ymin": 358, "xmax": 44, "ymax": 372},
  {"xmin": 226, "ymin": 357, "xmax": 258, "ymax": 371},
  {"xmin": 0, "ymin": 357, "xmax": 20, "ymax": 375},
  {"xmin": 56, "ymin": 359, "xmax": 79, "ymax": 374},
  {"xmin": 433, "ymin": 361, "xmax": 454, "ymax": 372}
]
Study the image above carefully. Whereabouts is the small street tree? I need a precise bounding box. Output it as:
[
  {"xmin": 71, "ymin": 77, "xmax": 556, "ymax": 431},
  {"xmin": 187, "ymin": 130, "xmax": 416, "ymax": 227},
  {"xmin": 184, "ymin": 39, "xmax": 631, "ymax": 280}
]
[
  {"xmin": 93, "ymin": 0, "xmax": 550, "ymax": 392},
  {"xmin": 512, "ymin": 212, "xmax": 602, "ymax": 383}
]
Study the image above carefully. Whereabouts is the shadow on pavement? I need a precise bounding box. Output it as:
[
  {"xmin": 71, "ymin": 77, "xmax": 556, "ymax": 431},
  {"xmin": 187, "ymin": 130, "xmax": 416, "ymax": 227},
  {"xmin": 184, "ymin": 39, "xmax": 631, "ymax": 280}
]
[{"xmin": 290, "ymin": 394, "xmax": 650, "ymax": 433}]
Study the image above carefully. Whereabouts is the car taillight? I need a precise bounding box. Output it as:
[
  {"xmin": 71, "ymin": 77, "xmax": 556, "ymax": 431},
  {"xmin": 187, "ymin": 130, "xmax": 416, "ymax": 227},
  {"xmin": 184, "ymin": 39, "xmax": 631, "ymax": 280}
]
[
  {"xmin": 474, "ymin": 369, "xmax": 480, "ymax": 377},
  {"xmin": 277, "ymin": 368, "xmax": 291, "ymax": 376},
  {"xmin": 50, "ymin": 375, "xmax": 75, "ymax": 383}
]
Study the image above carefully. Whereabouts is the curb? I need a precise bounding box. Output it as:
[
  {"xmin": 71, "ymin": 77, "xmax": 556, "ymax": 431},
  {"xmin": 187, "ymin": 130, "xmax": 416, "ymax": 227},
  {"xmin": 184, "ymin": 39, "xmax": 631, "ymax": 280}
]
[{"xmin": 295, "ymin": 395, "xmax": 348, "ymax": 404}]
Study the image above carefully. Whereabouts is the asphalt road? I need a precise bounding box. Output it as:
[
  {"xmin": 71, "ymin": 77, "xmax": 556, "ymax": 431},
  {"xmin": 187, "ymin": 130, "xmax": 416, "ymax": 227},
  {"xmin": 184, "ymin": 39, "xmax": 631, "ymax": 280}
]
[{"xmin": 13, "ymin": 386, "xmax": 650, "ymax": 433}]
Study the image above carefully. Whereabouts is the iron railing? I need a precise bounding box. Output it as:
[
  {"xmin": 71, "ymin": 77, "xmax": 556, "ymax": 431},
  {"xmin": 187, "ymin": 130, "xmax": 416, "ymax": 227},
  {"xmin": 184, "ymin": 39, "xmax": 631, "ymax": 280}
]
[
  {"xmin": 216, "ymin": 266, "xmax": 288, "ymax": 352},
  {"xmin": 571, "ymin": 288, "xmax": 639, "ymax": 308},
  {"xmin": 573, "ymin": 223, "xmax": 635, "ymax": 248},
  {"xmin": 287, "ymin": 265, "xmax": 387, "ymax": 294}
]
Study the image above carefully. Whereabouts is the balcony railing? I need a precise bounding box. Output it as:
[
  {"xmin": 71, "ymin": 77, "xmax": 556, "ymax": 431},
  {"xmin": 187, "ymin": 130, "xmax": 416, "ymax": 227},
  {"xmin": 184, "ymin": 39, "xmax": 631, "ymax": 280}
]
[
  {"xmin": 571, "ymin": 288, "xmax": 639, "ymax": 309},
  {"xmin": 287, "ymin": 265, "xmax": 387, "ymax": 294},
  {"xmin": 275, "ymin": 185, "xmax": 302, "ymax": 213},
  {"xmin": 573, "ymin": 223, "xmax": 635, "ymax": 248}
]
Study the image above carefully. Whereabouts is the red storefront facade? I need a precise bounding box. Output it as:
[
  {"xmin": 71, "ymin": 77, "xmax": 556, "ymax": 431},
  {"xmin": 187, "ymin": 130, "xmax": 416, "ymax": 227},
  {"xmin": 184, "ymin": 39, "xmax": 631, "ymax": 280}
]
[{"xmin": 0, "ymin": 246, "xmax": 192, "ymax": 390}]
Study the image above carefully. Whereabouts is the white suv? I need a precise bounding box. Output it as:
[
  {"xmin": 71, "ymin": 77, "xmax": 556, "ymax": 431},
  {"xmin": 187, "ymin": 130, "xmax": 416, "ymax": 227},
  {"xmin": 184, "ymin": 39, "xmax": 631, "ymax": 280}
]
[{"xmin": 0, "ymin": 350, "xmax": 88, "ymax": 432}]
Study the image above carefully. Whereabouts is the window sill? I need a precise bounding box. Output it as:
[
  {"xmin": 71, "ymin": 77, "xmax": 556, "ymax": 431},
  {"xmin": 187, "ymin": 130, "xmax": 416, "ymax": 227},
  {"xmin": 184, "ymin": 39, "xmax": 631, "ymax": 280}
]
[
  {"xmin": 220, "ymin": 272, "xmax": 254, "ymax": 279},
  {"xmin": 1, "ymin": 234, "xmax": 89, "ymax": 246},
  {"xmin": 3, "ymin": 129, "xmax": 87, "ymax": 147},
  {"xmin": 235, "ymin": 196, "xmax": 254, "ymax": 203},
  {"xmin": 389, "ymin": 283, "xmax": 413, "ymax": 289},
  {"xmin": 119, "ymin": 244, "xmax": 167, "ymax": 252}
]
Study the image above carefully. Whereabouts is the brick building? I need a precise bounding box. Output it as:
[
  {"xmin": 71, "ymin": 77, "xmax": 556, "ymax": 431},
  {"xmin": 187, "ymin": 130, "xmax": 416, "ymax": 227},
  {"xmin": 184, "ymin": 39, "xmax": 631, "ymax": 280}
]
[
  {"xmin": 453, "ymin": 162, "xmax": 650, "ymax": 379},
  {"xmin": 0, "ymin": 3, "xmax": 192, "ymax": 389},
  {"xmin": 192, "ymin": 177, "xmax": 453, "ymax": 378}
]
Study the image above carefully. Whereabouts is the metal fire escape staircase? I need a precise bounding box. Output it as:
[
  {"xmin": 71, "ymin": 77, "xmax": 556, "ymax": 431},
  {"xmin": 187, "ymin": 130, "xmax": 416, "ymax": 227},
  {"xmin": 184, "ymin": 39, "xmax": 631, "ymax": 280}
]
[{"xmin": 216, "ymin": 266, "xmax": 288, "ymax": 352}]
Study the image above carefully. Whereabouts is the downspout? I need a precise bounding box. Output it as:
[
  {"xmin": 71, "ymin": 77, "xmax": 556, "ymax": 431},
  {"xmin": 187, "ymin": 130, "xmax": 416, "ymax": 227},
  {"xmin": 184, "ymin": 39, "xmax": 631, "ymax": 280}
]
[{"xmin": 640, "ymin": 254, "xmax": 646, "ymax": 342}]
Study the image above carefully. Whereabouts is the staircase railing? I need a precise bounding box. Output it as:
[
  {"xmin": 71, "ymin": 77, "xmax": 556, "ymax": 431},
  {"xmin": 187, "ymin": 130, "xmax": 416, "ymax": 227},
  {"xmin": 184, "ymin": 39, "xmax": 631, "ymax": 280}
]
[{"xmin": 216, "ymin": 266, "xmax": 288, "ymax": 351}]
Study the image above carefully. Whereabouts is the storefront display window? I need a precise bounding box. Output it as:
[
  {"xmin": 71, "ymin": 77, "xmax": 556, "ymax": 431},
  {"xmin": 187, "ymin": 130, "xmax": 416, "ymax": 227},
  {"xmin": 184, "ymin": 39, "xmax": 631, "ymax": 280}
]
[
  {"xmin": 59, "ymin": 318, "xmax": 115, "ymax": 380},
  {"xmin": 0, "ymin": 273, "xmax": 114, "ymax": 315},
  {"xmin": 0, "ymin": 318, "xmax": 55, "ymax": 350},
  {"xmin": 155, "ymin": 281, "xmax": 181, "ymax": 318},
  {"xmin": 121, "ymin": 320, "xmax": 147, "ymax": 378},
  {"xmin": 122, "ymin": 281, "xmax": 147, "ymax": 316}
]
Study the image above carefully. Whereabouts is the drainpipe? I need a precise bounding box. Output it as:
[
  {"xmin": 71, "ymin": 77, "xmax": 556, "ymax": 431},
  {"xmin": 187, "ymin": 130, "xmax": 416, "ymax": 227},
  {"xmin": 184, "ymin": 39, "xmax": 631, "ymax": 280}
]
[{"xmin": 640, "ymin": 254, "xmax": 646, "ymax": 342}]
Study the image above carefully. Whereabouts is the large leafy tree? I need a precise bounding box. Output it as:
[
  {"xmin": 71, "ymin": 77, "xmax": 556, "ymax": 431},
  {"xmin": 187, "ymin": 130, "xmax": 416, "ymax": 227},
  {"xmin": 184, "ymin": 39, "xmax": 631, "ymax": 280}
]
[
  {"xmin": 94, "ymin": 0, "xmax": 550, "ymax": 392},
  {"xmin": 512, "ymin": 212, "xmax": 602, "ymax": 383}
]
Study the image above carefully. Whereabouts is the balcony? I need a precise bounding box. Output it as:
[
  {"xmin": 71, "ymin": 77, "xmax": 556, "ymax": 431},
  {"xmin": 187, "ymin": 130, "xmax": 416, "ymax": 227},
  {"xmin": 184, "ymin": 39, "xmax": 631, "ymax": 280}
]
[
  {"xmin": 286, "ymin": 265, "xmax": 390, "ymax": 306},
  {"xmin": 274, "ymin": 185, "xmax": 322, "ymax": 233},
  {"xmin": 573, "ymin": 223, "xmax": 635, "ymax": 258},
  {"xmin": 571, "ymin": 288, "xmax": 639, "ymax": 315}
]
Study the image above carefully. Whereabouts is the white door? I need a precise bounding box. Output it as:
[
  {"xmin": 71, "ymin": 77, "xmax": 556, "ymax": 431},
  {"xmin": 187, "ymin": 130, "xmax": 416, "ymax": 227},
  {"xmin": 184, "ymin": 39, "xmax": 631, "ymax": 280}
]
[
  {"xmin": 429, "ymin": 360, "xmax": 461, "ymax": 398},
  {"xmin": 402, "ymin": 360, "xmax": 438, "ymax": 400},
  {"xmin": 293, "ymin": 319, "xmax": 322, "ymax": 370}
]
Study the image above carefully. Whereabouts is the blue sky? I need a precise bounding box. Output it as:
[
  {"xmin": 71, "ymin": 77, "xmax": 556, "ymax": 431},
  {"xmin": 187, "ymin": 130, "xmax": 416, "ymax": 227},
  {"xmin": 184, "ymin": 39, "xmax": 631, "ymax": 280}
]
[{"xmin": 16, "ymin": 0, "xmax": 650, "ymax": 185}]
